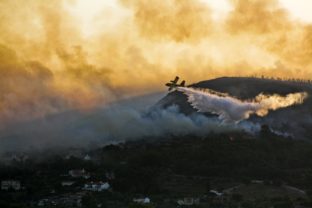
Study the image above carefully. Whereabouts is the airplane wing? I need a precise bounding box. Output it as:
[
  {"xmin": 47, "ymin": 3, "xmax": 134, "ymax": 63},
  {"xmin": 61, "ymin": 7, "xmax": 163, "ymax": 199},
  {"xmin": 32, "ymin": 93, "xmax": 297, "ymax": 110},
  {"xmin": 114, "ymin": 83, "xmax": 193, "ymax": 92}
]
[{"xmin": 170, "ymin": 76, "xmax": 179, "ymax": 84}]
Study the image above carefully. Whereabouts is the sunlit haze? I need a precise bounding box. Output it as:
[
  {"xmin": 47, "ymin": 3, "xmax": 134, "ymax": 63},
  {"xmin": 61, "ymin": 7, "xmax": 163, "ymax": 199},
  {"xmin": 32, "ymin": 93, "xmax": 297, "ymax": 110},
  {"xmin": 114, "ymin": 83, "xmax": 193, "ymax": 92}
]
[
  {"xmin": 1, "ymin": 0, "xmax": 312, "ymax": 125},
  {"xmin": 2, "ymin": 1, "xmax": 312, "ymax": 206}
]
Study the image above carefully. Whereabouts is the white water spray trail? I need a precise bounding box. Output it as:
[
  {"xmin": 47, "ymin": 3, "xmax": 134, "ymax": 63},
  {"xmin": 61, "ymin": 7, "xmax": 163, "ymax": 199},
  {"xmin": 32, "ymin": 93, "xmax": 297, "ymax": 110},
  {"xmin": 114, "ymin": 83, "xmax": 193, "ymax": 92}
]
[{"xmin": 177, "ymin": 87, "xmax": 308, "ymax": 123}]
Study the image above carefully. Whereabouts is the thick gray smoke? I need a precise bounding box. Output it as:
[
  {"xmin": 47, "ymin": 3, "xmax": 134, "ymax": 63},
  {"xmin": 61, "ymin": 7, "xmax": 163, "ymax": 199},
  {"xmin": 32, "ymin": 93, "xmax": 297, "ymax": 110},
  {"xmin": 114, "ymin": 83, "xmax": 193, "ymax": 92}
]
[
  {"xmin": 0, "ymin": 87, "xmax": 307, "ymax": 155},
  {"xmin": 178, "ymin": 87, "xmax": 308, "ymax": 123},
  {"xmin": 0, "ymin": 92, "xmax": 250, "ymax": 155}
]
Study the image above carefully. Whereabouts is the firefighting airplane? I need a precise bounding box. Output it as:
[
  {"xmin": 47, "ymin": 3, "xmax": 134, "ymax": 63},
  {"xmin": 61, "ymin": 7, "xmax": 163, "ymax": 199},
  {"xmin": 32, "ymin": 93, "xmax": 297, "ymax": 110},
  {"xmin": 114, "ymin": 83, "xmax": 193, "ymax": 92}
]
[{"xmin": 165, "ymin": 76, "xmax": 186, "ymax": 91}]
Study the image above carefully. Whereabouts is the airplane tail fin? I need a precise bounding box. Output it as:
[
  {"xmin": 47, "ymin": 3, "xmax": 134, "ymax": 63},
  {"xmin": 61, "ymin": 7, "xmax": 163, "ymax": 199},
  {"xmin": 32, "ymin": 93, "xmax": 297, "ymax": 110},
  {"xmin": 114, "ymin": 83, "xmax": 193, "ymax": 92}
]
[{"xmin": 180, "ymin": 80, "xmax": 185, "ymax": 87}]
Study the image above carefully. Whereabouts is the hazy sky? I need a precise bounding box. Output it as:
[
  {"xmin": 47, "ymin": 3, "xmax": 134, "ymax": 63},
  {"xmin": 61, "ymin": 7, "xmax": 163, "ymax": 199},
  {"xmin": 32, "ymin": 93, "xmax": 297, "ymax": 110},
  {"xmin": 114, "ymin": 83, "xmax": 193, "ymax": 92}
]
[
  {"xmin": 0, "ymin": 0, "xmax": 312, "ymax": 125},
  {"xmin": 70, "ymin": 0, "xmax": 312, "ymax": 36},
  {"xmin": 204, "ymin": 0, "xmax": 312, "ymax": 22}
]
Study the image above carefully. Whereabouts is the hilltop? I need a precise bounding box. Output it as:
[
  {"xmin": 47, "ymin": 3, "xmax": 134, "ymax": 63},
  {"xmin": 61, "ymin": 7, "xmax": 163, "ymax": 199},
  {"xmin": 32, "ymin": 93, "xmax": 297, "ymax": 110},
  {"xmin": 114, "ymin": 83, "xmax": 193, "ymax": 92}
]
[{"xmin": 156, "ymin": 77, "xmax": 312, "ymax": 139}]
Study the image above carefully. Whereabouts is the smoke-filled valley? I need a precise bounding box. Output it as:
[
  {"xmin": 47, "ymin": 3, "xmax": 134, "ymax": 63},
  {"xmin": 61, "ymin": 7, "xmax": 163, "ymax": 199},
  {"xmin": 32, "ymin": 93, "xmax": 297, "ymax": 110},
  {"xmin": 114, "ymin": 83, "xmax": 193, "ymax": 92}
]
[
  {"xmin": 2, "ymin": 1, "xmax": 312, "ymax": 207},
  {"xmin": 1, "ymin": 0, "xmax": 312, "ymax": 128},
  {"xmin": 1, "ymin": 0, "xmax": 312, "ymax": 151},
  {"xmin": 0, "ymin": 76, "xmax": 311, "ymax": 155},
  {"xmin": 0, "ymin": 87, "xmax": 247, "ymax": 154}
]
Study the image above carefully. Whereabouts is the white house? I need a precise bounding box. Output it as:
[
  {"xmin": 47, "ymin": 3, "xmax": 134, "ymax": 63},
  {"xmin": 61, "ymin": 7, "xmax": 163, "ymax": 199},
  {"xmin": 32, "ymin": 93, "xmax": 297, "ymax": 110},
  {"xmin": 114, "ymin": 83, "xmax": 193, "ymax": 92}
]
[
  {"xmin": 83, "ymin": 182, "xmax": 110, "ymax": 192},
  {"xmin": 61, "ymin": 181, "xmax": 75, "ymax": 186},
  {"xmin": 1, "ymin": 180, "xmax": 21, "ymax": 191},
  {"xmin": 177, "ymin": 197, "xmax": 200, "ymax": 206},
  {"xmin": 209, "ymin": 190, "xmax": 223, "ymax": 197},
  {"xmin": 65, "ymin": 149, "xmax": 83, "ymax": 159},
  {"xmin": 251, "ymin": 180, "xmax": 264, "ymax": 184},
  {"xmin": 69, "ymin": 169, "xmax": 90, "ymax": 179},
  {"xmin": 133, "ymin": 197, "xmax": 151, "ymax": 204},
  {"xmin": 105, "ymin": 171, "xmax": 115, "ymax": 180},
  {"xmin": 84, "ymin": 154, "xmax": 91, "ymax": 161},
  {"xmin": 11, "ymin": 154, "xmax": 29, "ymax": 162}
]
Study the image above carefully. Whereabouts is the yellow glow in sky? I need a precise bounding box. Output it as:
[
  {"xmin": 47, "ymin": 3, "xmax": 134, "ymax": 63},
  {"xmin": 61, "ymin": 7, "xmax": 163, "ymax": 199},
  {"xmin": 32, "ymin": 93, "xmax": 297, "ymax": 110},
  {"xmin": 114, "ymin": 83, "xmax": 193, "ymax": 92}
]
[
  {"xmin": 70, "ymin": 0, "xmax": 312, "ymax": 23},
  {"xmin": 279, "ymin": 0, "xmax": 312, "ymax": 23},
  {"xmin": 69, "ymin": 0, "xmax": 312, "ymax": 37},
  {"xmin": 202, "ymin": 0, "xmax": 312, "ymax": 23},
  {"xmin": 1, "ymin": 0, "xmax": 312, "ymax": 123},
  {"xmin": 66, "ymin": 0, "xmax": 121, "ymax": 37}
]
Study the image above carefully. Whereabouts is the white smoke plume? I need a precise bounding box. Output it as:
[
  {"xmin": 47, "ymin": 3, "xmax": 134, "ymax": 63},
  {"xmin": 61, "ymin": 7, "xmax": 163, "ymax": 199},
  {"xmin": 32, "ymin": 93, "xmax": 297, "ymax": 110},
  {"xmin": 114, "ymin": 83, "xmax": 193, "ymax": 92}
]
[
  {"xmin": 0, "ymin": 95, "xmax": 249, "ymax": 155},
  {"xmin": 177, "ymin": 87, "xmax": 308, "ymax": 123}
]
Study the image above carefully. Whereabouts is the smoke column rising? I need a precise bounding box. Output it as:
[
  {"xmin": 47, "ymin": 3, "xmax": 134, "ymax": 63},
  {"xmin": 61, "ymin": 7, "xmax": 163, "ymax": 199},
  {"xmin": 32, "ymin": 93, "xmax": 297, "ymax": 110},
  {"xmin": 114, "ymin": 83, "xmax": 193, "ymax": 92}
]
[
  {"xmin": 177, "ymin": 87, "xmax": 308, "ymax": 122},
  {"xmin": 1, "ymin": 0, "xmax": 312, "ymax": 126}
]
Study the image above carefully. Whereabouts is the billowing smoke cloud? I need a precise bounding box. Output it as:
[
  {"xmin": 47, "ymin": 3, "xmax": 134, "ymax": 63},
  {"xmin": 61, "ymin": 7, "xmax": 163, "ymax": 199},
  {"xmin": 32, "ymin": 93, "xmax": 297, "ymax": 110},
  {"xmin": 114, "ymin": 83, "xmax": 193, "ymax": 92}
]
[
  {"xmin": 0, "ymin": 0, "xmax": 312, "ymax": 145},
  {"xmin": 0, "ymin": 95, "xmax": 252, "ymax": 154},
  {"xmin": 178, "ymin": 87, "xmax": 308, "ymax": 122},
  {"xmin": 119, "ymin": 0, "xmax": 213, "ymax": 42}
]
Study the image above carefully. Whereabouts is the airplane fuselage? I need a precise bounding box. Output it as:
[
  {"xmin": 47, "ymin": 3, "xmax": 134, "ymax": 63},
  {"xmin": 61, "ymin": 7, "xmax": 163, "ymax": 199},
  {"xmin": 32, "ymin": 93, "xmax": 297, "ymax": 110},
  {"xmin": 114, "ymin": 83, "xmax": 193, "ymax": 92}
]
[{"xmin": 165, "ymin": 76, "xmax": 186, "ymax": 91}]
